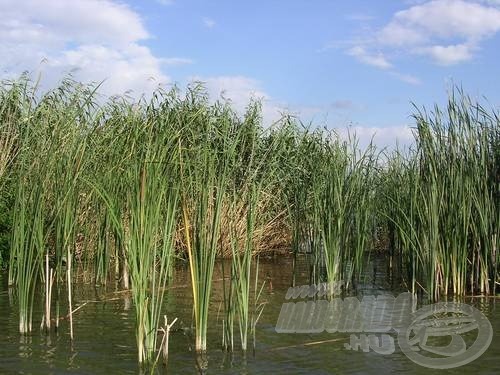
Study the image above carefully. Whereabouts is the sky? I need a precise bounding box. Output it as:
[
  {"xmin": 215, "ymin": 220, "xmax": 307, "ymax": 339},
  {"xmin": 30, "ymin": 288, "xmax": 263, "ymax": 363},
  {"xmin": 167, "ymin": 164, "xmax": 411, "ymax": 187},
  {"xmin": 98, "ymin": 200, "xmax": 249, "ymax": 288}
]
[{"xmin": 1, "ymin": 0, "xmax": 500, "ymax": 147}]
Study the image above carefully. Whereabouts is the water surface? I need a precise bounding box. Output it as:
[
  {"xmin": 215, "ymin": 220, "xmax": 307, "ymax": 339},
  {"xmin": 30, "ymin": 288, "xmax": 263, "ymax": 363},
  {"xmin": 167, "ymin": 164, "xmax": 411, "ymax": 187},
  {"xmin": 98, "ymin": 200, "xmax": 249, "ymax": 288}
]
[{"xmin": 1, "ymin": 256, "xmax": 498, "ymax": 374}]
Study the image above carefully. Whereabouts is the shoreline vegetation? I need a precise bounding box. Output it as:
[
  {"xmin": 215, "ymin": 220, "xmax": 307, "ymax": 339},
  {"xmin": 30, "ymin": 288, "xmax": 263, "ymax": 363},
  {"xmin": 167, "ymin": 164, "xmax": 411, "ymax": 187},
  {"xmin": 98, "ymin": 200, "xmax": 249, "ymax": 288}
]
[{"xmin": 0, "ymin": 75, "xmax": 498, "ymax": 367}]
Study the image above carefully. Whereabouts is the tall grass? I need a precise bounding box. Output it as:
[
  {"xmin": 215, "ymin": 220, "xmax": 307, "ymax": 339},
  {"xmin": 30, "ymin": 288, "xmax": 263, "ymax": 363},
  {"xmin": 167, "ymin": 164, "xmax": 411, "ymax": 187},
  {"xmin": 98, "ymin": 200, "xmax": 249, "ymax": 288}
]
[
  {"xmin": 87, "ymin": 93, "xmax": 181, "ymax": 363},
  {"xmin": 283, "ymin": 129, "xmax": 377, "ymax": 291},
  {"xmin": 12, "ymin": 181, "xmax": 45, "ymax": 333},
  {"xmin": 179, "ymin": 98, "xmax": 236, "ymax": 352},
  {"xmin": 228, "ymin": 185, "xmax": 258, "ymax": 351},
  {"xmin": 125, "ymin": 142, "xmax": 179, "ymax": 364},
  {"xmin": 383, "ymin": 90, "xmax": 499, "ymax": 299},
  {"xmin": 2, "ymin": 75, "xmax": 498, "ymax": 367},
  {"xmin": 283, "ymin": 128, "xmax": 325, "ymax": 286},
  {"xmin": 0, "ymin": 83, "xmax": 21, "ymax": 186}
]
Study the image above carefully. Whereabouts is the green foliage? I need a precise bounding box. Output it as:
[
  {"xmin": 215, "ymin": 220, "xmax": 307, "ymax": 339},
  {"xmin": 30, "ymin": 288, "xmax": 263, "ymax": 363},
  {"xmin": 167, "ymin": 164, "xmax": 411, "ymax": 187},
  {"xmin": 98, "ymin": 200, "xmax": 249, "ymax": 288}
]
[
  {"xmin": 382, "ymin": 89, "xmax": 499, "ymax": 299},
  {"xmin": 0, "ymin": 75, "xmax": 497, "ymax": 363}
]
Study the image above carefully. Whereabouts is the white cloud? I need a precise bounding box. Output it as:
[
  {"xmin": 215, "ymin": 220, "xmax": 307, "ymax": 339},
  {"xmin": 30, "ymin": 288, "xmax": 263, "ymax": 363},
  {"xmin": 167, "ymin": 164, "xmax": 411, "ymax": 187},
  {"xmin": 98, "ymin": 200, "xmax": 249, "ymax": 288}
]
[
  {"xmin": 416, "ymin": 43, "xmax": 475, "ymax": 65},
  {"xmin": 188, "ymin": 75, "xmax": 415, "ymax": 148},
  {"xmin": 193, "ymin": 75, "xmax": 268, "ymax": 104},
  {"xmin": 336, "ymin": 125, "xmax": 415, "ymax": 149},
  {"xmin": 52, "ymin": 44, "xmax": 166, "ymax": 96},
  {"xmin": 380, "ymin": 0, "xmax": 500, "ymax": 44},
  {"xmin": 0, "ymin": 0, "xmax": 149, "ymax": 47},
  {"xmin": 189, "ymin": 75, "xmax": 286, "ymax": 125},
  {"xmin": 346, "ymin": 0, "xmax": 500, "ymax": 69},
  {"xmin": 378, "ymin": 22, "xmax": 427, "ymax": 47},
  {"xmin": 0, "ymin": 0, "xmax": 184, "ymax": 97},
  {"xmin": 347, "ymin": 46, "xmax": 392, "ymax": 69},
  {"xmin": 202, "ymin": 17, "xmax": 216, "ymax": 28}
]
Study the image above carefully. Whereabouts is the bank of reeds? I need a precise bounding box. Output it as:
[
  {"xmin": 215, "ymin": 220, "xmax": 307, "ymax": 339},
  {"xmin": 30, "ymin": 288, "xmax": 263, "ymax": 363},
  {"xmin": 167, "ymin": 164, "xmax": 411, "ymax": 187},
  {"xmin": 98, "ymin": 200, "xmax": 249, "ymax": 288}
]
[
  {"xmin": 1, "ymin": 76, "xmax": 498, "ymax": 364},
  {"xmin": 382, "ymin": 91, "xmax": 499, "ymax": 299}
]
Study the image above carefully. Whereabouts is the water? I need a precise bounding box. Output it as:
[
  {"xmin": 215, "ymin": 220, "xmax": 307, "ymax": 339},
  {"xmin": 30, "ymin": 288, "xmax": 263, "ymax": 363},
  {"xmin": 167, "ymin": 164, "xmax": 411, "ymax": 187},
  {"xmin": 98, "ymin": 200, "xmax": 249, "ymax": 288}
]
[{"xmin": 1, "ymin": 256, "xmax": 499, "ymax": 374}]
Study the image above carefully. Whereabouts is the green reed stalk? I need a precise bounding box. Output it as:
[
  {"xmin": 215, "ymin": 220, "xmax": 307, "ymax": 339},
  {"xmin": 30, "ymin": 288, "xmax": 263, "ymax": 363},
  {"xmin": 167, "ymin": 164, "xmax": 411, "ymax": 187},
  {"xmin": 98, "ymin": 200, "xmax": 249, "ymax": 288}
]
[
  {"xmin": 180, "ymin": 100, "xmax": 237, "ymax": 352},
  {"xmin": 230, "ymin": 186, "xmax": 258, "ymax": 351},
  {"xmin": 316, "ymin": 137, "xmax": 375, "ymax": 290},
  {"xmin": 385, "ymin": 89, "xmax": 498, "ymax": 299},
  {"xmin": 12, "ymin": 181, "xmax": 46, "ymax": 333},
  {"xmin": 89, "ymin": 103, "xmax": 180, "ymax": 363}
]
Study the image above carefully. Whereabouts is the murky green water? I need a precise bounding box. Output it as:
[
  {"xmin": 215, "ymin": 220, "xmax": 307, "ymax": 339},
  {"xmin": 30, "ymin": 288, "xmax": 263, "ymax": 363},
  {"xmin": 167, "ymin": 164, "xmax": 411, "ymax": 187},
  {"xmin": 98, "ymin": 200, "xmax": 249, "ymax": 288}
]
[{"xmin": 1, "ymin": 256, "xmax": 499, "ymax": 374}]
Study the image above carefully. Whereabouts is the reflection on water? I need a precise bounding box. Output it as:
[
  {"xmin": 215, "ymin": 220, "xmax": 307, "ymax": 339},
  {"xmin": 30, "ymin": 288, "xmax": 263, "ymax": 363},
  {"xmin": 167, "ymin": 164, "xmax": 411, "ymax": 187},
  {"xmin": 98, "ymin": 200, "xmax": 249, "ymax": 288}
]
[{"xmin": 0, "ymin": 256, "xmax": 498, "ymax": 374}]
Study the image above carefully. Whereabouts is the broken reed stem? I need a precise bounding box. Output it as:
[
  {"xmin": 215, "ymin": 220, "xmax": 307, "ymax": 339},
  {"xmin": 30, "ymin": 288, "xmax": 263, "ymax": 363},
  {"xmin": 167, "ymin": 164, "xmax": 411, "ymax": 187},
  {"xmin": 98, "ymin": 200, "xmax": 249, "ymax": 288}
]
[{"xmin": 155, "ymin": 315, "xmax": 178, "ymax": 367}]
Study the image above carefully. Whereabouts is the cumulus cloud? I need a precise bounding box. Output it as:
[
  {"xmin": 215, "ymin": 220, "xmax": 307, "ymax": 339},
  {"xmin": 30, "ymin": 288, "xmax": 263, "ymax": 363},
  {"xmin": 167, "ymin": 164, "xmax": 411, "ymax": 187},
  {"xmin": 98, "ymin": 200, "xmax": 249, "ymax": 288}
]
[
  {"xmin": 0, "ymin": 0, "xmax": 182, "ymax": 97},
  {"xmin": 53, "ymin": 44, "xmax": 166, "ymax": 96},
  {"xmin": 189, "ymin": 75, "xmax": 288, "ymax": 125},
  {"xmin": 0, "ymin": 0, "xmax": 149, "ymax": 46},
  {"xmin": 192, "ymin": 75, "xmax": 268, "ymax": 104},
  {"xmin": 346, "ymin": 0, "xmax": 500, "ymax": 68},
  {"xmin": 415, "ymin": 43, "xmax": 475, "ymax": 65},
  {"xmin": 381, "ymin": 0, "xmax": 500, "ymax": 43}
]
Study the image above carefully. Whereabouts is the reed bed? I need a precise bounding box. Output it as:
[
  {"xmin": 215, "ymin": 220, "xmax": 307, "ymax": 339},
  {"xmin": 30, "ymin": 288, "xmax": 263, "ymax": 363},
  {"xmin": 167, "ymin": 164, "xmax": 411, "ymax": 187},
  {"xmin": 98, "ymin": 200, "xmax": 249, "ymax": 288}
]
[
  {"xmin": 382, "ymin": 91, "xmax": 499, "ymax": 299},
  {"xmin": 0, "ymin": 76, "xmax": 498, "ymax": 366}
]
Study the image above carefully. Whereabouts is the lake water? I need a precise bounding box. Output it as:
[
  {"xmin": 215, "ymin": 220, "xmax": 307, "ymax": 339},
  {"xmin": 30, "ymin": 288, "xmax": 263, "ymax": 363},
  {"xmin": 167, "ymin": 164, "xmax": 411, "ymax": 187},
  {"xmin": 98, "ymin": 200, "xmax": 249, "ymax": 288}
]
[{"xmin": 1, "ymin": 256, "xmax": 499, "ymax": 374}]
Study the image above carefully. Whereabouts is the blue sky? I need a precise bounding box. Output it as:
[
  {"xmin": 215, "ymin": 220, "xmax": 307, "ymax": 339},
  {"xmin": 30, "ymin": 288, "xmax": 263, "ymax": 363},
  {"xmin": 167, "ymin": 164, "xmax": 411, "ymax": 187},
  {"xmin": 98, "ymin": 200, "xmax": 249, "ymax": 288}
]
[{"xmin": 1, "ymin": 0, "xmax": 500, "ymax": 146}]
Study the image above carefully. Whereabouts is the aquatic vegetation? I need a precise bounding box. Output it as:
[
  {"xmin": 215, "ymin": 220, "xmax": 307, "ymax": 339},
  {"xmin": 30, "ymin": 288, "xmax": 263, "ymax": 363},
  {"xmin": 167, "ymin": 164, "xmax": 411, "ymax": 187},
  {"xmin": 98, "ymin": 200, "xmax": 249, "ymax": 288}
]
[
  {"xmin": 229, "ymin": 187, "xmax": 258, "ymax": 351},
  {"xmin": 179, "ymin": 100, "xmax": 235, "ymax": 352},
  {"xmin": 382, "ymin": 91, "xmax": 499, "ymax": 299},
  {"xmin": 0, "ymin": 75, "xmax": 498, "ymax": 368}
]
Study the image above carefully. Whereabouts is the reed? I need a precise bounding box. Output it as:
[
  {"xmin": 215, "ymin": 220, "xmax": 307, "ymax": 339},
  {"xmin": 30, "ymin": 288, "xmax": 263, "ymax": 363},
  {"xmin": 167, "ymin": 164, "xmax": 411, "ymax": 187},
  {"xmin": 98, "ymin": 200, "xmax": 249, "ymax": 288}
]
[
  {"xmin": 383, "ymin": 89, "xmax": 499, "ymax": 299},
  {"xmin": 180, "ymin": 99, "xmax": 235, "ymax": 352},
  {"xmin": 88, "ymin": 94, "xmax": 180, "ymax": 363},
  {"xmin": 2, "ymin": 76, "xmax": 498, "ymax": 369},
  {"xmin": 126, "ymin": 158, "xmax": 179, "ymax": 364},
  {"xmin": 283, "ymin": 129, "xmax": 377, "ymax": 292},
  {"xmin": 12, "ymin": 181, "xmax": 45, "ymax": 333},
  {"xmin": 0, "ymin": 88, "xmax": 20, "ymax": 185},
  {"xmin": 283, "ymin": 128, "xmax": 325, "ymax": 286},
  {"xmin": 229, "ymin": 186, "xmax": 258, "ymax": 351}
]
